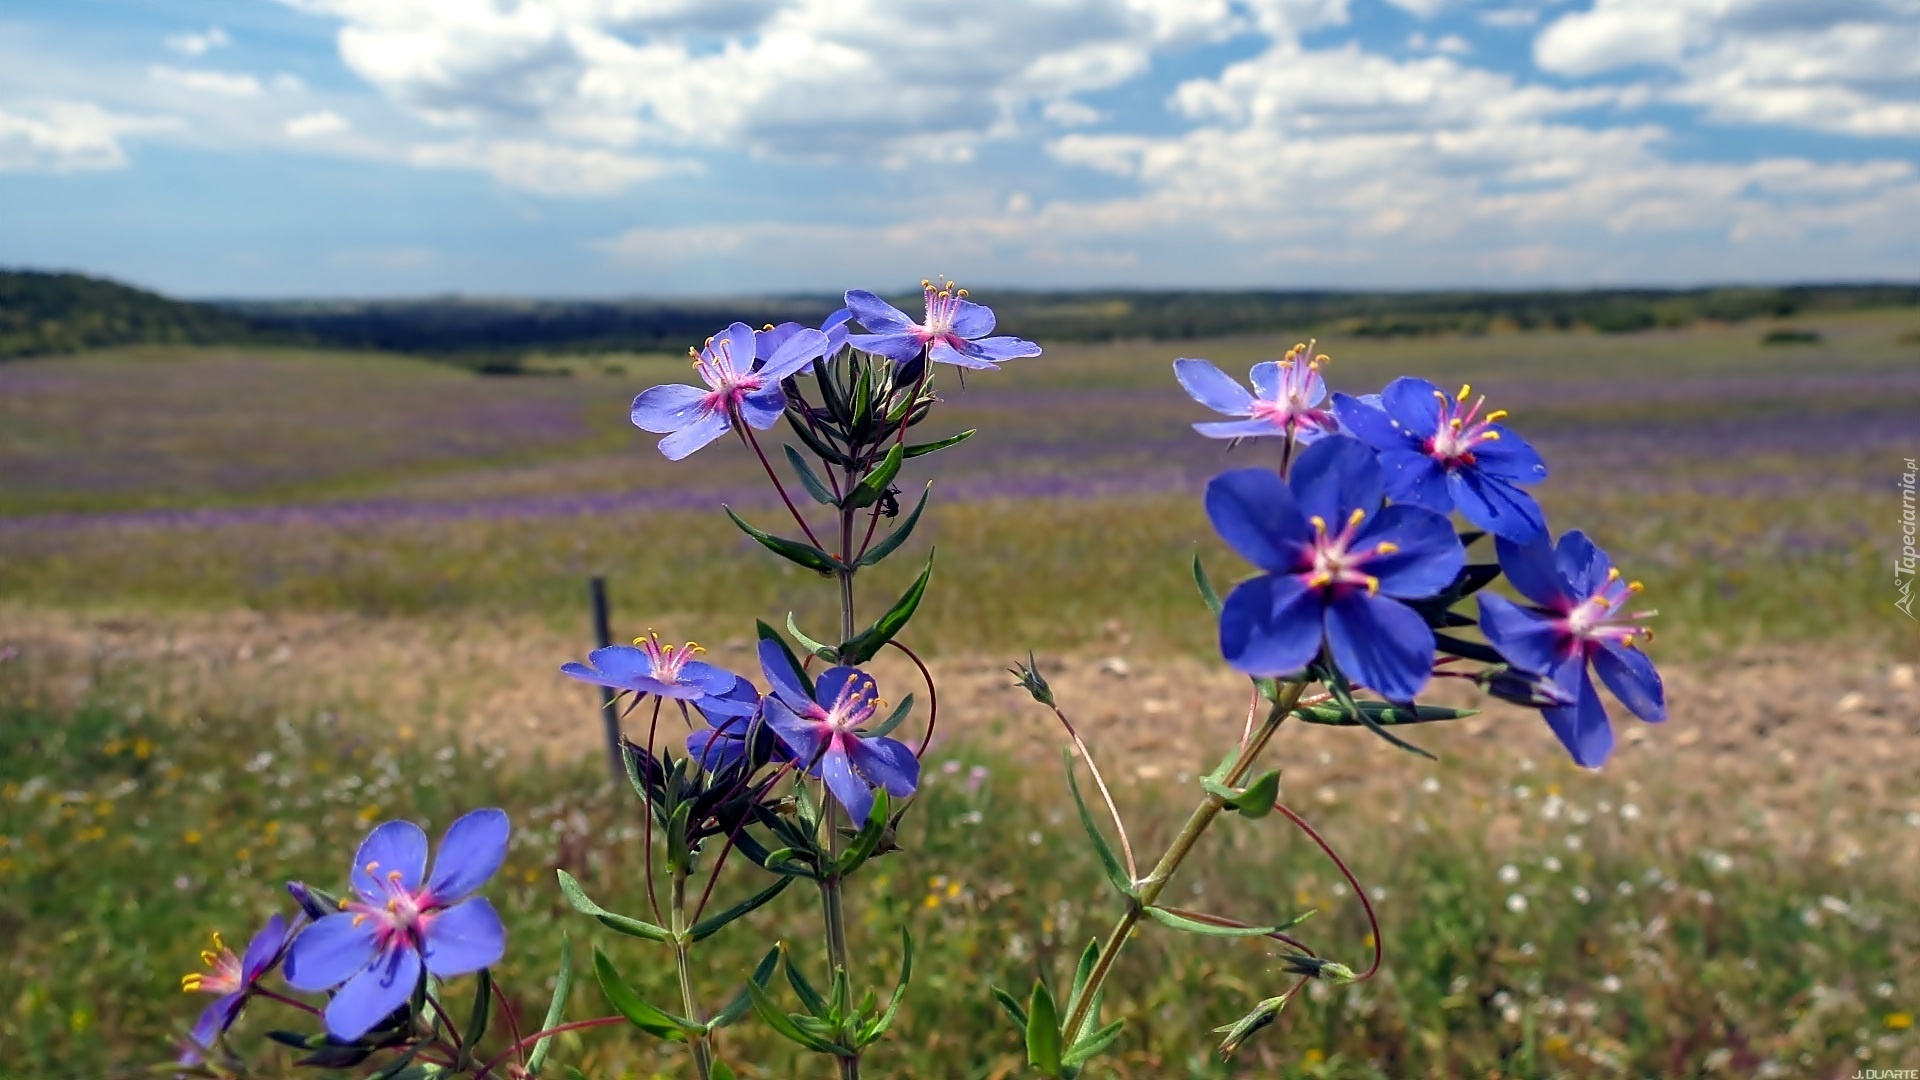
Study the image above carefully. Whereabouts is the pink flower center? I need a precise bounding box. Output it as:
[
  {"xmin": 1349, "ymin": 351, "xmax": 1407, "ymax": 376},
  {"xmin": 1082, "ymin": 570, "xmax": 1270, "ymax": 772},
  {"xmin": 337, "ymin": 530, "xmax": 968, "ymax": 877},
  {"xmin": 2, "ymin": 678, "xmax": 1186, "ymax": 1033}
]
[
  {"xmin": 805, "ymin": 678, "xmax": 882, "ymax": 734},
  {"xmin": 1250, "ymin": 344, "xmax": 1337, "ymax": 435},
  {"xmin": 1299, "ymin": 508, "xmax": 1399, "ymax": 596},
  {"xmin": 348, "ymin": 864, "xmax": 438, "ymax": 950},
  {"xmin": 690, "ymin": 335, "xmax": 763, "ymax": 413},
  {"xmin": 181, "ymin": 932, "xmax": 244, "ymax": 996},
  {"xmin": 1423, "ymin": 383, "xmax": 1508, "ymax": 466},
  {"xmin": 1562, "ymin": 568, "xmax": 1657, "ymax": 649},
  {"xmin": 633, "ymin": 630, "xmax": 703, "ymax": 683},
  {"xmin": 917, "ymin": 276, "xmax": 970, "ymax": 343}
]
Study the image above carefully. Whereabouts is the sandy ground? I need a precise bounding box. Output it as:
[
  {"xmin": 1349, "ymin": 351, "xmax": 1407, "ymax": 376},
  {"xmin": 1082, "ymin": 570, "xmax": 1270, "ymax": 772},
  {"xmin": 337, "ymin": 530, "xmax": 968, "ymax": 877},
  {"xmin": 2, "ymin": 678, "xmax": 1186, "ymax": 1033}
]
[{"xmin": 5, "ymin": 602, "xmax": 1916, "ymax": 856}]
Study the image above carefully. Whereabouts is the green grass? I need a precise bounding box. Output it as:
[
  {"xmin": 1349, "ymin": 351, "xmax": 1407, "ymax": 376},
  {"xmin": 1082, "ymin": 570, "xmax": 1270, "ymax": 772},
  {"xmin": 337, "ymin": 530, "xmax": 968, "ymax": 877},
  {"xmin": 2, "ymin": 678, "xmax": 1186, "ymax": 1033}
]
[{"xmin": 4, "ymin": 672, "xmax": 1915, "ymax": 1079}]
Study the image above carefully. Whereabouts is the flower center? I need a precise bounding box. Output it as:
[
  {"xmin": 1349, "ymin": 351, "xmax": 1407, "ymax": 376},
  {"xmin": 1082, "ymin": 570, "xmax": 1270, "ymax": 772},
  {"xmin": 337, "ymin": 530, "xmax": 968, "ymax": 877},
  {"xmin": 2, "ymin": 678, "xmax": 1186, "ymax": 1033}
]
[
  {"xmin": 1423, "ymin": 383, "xmax": 1508, "ymax": 466},
  {"xmin": 918, "ymin": 276, "xmax": 969, "ymax": 339},
  {"xmin": 1300, "ymin": 508, "xmax": 1399, "ymax": 596},
  {"xmin": 633, "ymin": 630, "xmax": 704, "ymax": 684},
  {"xmin": 1250, "ymin": 342, "xmax": 1337, "ymax": 435},
  {"xmin": 822, "ymin": 679, "xmax": 881, "ymax": 733},
  {"xmin": 690, "ymin": 336, "xmax": 762, "ymax": 408},
  {"xmin": 348, "ymin": 864, "xmax": 435, "ymax": 948},
  {"xmin": 1563, "ymin": 568, "xmax": 1657, "ymax": 648},
  {"xmin": 180, "ymin": 931, "xmax": 243, "ymax": 996}
]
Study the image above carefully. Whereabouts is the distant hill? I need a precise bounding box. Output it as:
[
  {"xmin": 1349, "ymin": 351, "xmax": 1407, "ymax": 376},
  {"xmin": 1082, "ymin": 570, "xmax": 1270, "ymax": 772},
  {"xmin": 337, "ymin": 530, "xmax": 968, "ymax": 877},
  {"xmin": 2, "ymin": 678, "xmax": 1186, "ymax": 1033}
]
[{"xmin": 0, "ymin": 270, "xmax": 258, "ymax": 359}]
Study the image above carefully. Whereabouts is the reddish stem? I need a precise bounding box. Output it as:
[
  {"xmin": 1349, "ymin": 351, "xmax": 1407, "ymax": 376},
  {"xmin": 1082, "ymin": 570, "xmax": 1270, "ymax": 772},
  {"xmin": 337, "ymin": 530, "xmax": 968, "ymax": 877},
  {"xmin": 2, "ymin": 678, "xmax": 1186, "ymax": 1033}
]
[
  {"xmin": 736, "ymin": 421, "xmax": 825, "ymax": 549},
  {"xmin": 886, "ymin": 639, "xmax": 939, "ymax": 758},
  {"xmin": 255, "ymin": 988, "xmax": 321, "ymax": 1016},
  {"xmin": 474, "ymin": 1015, "xmax": 630, "ymax": 1078},
  {"xmin": 692, "ymin": 755, "xmax": 804, "ymax": 924},
  {"xmin": 855, "ymin": 361, "xmax": 933, "ymax": 564},
  {"xmin": 640, "ymin": 697, "xmax": 665, "ymax": 926},
  {"xmin": 490, "ymin": 973, "xmax": 525, "ymax": 1069},
  {"xmin": 1271, "ymin": 800, "xmax": 1383, "ymax": 982}
]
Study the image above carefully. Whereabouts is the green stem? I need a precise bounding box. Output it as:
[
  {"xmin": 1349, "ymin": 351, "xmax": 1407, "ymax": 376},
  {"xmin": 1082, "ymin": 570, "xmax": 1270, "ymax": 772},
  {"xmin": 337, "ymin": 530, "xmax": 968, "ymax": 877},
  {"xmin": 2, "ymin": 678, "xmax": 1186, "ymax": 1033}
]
[
  {"xmin": 823, "ymin": 488, "xmax": 862, "ymax": 1080},
  {"xmin": 1057, "ymin": 680, "xmax": 1307, "ymax": 1044},
  {"xmin": 671, "ymin": 867, "xmax": 714, "ymax": 1080}
]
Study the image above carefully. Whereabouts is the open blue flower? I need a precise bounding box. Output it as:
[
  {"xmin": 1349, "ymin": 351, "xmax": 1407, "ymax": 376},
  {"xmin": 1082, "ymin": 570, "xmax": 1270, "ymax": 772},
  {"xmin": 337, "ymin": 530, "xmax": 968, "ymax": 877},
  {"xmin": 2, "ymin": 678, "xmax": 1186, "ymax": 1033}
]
[
  {"xmin": 1207, "ymin": 437, "xmax": 1465, "ymax": 700},
  {"xmin": 685, "ymin": 679, "xmax": 778, "ymax": 772},
  {"xmin": 562, "ymin": 632, "xmax": 755, "ymax": 718},
  {"xmin": 179, "ymin": 914, "xmax": 294, "ymax": 1061},
  {"xmin": 1331, "ymin": 379, "xmax": 1548, "ymax": 542},
  {"xmin": 631, "ymin": 321, "xmax": 830, "ymax": 460},
  {"xmin": 1174, "ymin": 342, "xmax": 1339, "ymax": 443},
  {"xmin": 757, "ymin": 308, "xmax": 850, "ymax": 364},
  {"xmin": 753, "ymin": 640, "xmax": 918, "ymax": 827},
  {"xmin": 1477, "ymin": 530, "xmax": 1664, "ymax": 768},
  {"xmin": 843, "ymin": 279, "xmax": 1040, "ymax": 372},
  {"xmin": 284, "ymin": 809, "xmax": 510, "ymax": 1041}
]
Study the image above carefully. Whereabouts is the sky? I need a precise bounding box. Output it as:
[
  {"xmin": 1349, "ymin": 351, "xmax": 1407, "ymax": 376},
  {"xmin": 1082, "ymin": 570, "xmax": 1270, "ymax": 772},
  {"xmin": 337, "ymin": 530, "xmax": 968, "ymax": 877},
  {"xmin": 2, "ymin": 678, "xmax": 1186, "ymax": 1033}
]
[{"xmin": 1, "ymin": 0, "xmax": 1917, "ymax": 298}]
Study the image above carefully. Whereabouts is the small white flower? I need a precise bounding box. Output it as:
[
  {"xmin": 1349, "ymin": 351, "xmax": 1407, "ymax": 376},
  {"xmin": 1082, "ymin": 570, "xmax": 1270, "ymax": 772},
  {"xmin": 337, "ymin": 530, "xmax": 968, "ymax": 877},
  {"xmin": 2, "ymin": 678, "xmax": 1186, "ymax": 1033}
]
[
  {"xmin": 1819, "ymin": 895, "xmax": 1851, "ymax": 915},
  {"xmin": 1506, "ymin": 893, "xmax": 1528, "ymax": 914},
  {"xmin": 1513, "ymin": 784, "xmax": 1532, "ymax": 800},
  {"xmin": 1501, "ymin": 1004, "xmax": 1522, "ymax": 1025},
  {"xmin": 1571, "ymin": 885, "xmax": 1592, "ymax": 904},
  {"xmin": 1565, "ymin": 833, "xmax": 1584, "ymax": 851},
  {"xmin": 1027, "ymin": 830, "xmax": 1043, "ymax": 846},
  {"xmin": 1600, "ymin": 975, "xmax": 1622, "ymax": 993},
  {"xmin": 1421, "ymin": 776, "xmax": 1441, "ymax": 794},
  {"xmin": 1499, "ymin": 863, "xmax": 1521, "ymax": 885},
  {"xmin": 1617, "ymin": 880, "xmax": 1634, "ymax": 897},
  {"xmin": 1540, "ymin": 794, "xmax": 1564, "ymax": 821},
  {"xmin": 1620, "ymin": 803, "xmax": 1641, "ymax": 822},
  {"xmin": 1875, "ymin": 981, "xmax": 1896, "ymax": 999},
  {"xmin": 1542, "ymin": 856, "xmax": 1562, "ymax": 873}
]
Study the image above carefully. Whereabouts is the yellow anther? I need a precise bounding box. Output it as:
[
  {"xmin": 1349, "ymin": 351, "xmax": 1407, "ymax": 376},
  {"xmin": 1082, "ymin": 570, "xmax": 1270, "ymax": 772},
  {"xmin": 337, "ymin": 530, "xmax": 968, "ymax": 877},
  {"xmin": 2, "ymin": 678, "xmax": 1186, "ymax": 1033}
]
[
  {"xmin": 1485, "ymin": 410, "xmax": 1508, "ymax": 422},
  {"xmin": 387, "ymin": 869, "xmax": 403, "ymax": 882},
  {"xmin": 689, "ymin": 643, "xmax": 706, "ymax": 654},
  {"xmin": 875, "ymin": 698, "xmax": 890, "ymax": 711},
  {"xmin": 704, "ymin": 336, "xmax": 714, "ymax": 347},
  {"xmin": 210, "ymin": 932, "xmax": 225, "ymax": 951},
  {"xmin": 1457, "ymin": 383, "xmax": 1472, "ymax": 403},
  {"xmin": 182, "ymin": 974, "xmax": 202, "ymax": 992},
  {"xmin": 688, "ymin": 346, "xmax": 698, "ymax": 357},
  {"xmin": 1375, "ymin": 541, "xmax": 1400, "ymax": 555},
  {"xmin": 1314, "ymin": 353, "xmax": 1329, "ymax": 365},
  {"xmin": 1627, "ymin": 581, "xmax": 1645, "ymax": 593},
  {"xmin": 364, "ymin": 861, "xmax": 379, "ymax": 875},
  {"xmin": 921, "ymin": 278, "xmax": 932, "ymax": 288},
  {"xmin": 1606, "ymin": 567, "xmax": 1622, "ymax": 582},
  {"xmin": 351, "ymin": 913, "xmax": 368, "ymax": 928},
  {"xmin": 938, "ymin": 289, "xmax": 951, "ymax": 300},
  {"xmin": 1450, "ymin": 418, "xmax": 1464, "ymax": 429},
  {"xmin": 1621, "ymin": 634, "xmax": 1637, "ymax": 648},
  {"xmin": 957, "ymin": 288, "xmax": 969, "ymax": 297},
  {"xmin": 1309, "ymin": 515, "xmax": 1328, "ymax": 533},
  {"xmin": 1364, "ymin": 575, "xmax": 1381, "ymax": 596},
  {"xmin": 1483, "ymin": 431, "xmax": 1501, "ymax": 441},
  {"xmin": 1347, "ymin": 508, "xmax": 1366, "ymax": 527},
  {"xmin": 200, "ymin": 950, "xmax": 218, "ymax": 965},
  {"xmin": 764, "ymin": 323, "xmax": 775, "ymax": 331},
  {"xmin": 1306, "ymin": 571, "xmax": 1334, "ymax": 588}
]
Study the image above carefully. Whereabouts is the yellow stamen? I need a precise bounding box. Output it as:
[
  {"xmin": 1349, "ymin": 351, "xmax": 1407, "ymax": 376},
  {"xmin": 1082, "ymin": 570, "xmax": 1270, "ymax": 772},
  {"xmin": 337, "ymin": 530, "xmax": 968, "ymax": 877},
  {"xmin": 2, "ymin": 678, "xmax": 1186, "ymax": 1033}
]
[
  {"xmin": 1483, "ymin": 431, "xmax": 1501, "ymax": 441},
  {"xmin": 1309, "ymin": 515, "xmax": 1328, "ymax": 533},
  {"xmin": 351, "ymin": 913, "xmax": 368, "ymax": 928},
  {"xmin": 938, "ymin": 290, "xmax": 951, "ymax": 300},
  {"xmin": 763, "ymin": 323, "xmax": 775, "ymax": 331},
  {"xmin": 1485, "ymin": 409, "xmax": 1508, "ymax": 422},
  {"xmin": 210, "ymin": 932, "xmax": 225, "ymax": 952},
  {"xmin": 199, "ymin": 950, "xmax": 218, "ymax": 966},
  {"xmin": 704, "ymin": 336, "xmax": 714, "ymax": 347},
  {"xmin": 1364, "ymin": 575, "xmax": 1380, "ymax": 596},
  {"xmin": 957, "ymin": 288, "xmax": 969, "ymax": 297},
  {"xmin": 1306, "ymin": 571, "xmax": 1334, "ymax": 588},
  {"xmin": 1627, "ymin": 581, "xmax": 1645, "ymax": 593},
  {"xmin": 1347, "ymin": 508, "xmax": 1366, "ymax": 527},
  {"xmin": 1457, "ymin": 383, "xmax": 1471, "ymax": 403},
  {"xmin": 921, "ymin": 278, "xmax": 932, "ymax": 288},
  {"xmin": 181, "ymin": 974, "xmax": 202, "ymax": 992},
  {"xmin": 387, "ymin": 869, "xmax": 402, "ymax": 882},
  {"xmin": 1375, "ymin": 542, "xmax": 1400, "ymax": 555},
  {"xmin": 364, "ymin": 861, "xmax": 379, "ymax": 875},
  {"xmin": 1606, "ymin": 567, "xmax": 1622, "ymax": 582}
]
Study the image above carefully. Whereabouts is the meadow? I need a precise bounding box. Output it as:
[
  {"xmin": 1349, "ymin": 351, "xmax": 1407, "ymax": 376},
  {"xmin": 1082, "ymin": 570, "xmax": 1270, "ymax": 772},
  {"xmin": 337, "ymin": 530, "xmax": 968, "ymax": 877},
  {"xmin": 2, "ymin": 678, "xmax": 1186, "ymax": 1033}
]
[{"xmin": 2, "ymin": 309, "xmax": 1918, "ymax": 1078}]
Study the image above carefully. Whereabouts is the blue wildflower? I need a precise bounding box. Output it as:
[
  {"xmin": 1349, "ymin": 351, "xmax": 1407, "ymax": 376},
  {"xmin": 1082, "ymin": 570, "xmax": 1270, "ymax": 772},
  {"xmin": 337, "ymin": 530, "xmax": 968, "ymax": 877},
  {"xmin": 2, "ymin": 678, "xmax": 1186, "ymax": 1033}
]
[
  {"xmin": 843, "ymin": 279, "xmax": 1040, "ymax": 372},
  {"xmin": 1206, "ymin": 437, "xmax": 1465, "ymax": 701},
  {"xmin": 1477, "ymin": 530, "xmax": 1665, "ymax": 768},
  {"xmin": 1331, "ymin": 378, "xmax": 1548, "ymax": 542},
  {"xmin": 685, "ymin": 679, "xmax": 780, "ymax": 772},
  {"xmin": 753, "ymin": 640, "xmax": 918, "ymax": 827},
  {"xmin": 283, "ymin": 809, "xmax": 510, "ymax": 1041},
  {"xmin": 1174, "ymin": 342, "xmax": 1339, "ymax": 443},
  {"xmin": 631, "ymin": 321, "xmax": 830, "ymax": 460},
  {"xmin": 757, "ymin": 308, "xmax": 850, "ymax": 363},
  {"xmin": 178, "ymin": 914, "xmax": 294, "ymax": 1061},
  {"xmin": 562, "ymin": 632, "xmax": 755, "ymax": 718}
]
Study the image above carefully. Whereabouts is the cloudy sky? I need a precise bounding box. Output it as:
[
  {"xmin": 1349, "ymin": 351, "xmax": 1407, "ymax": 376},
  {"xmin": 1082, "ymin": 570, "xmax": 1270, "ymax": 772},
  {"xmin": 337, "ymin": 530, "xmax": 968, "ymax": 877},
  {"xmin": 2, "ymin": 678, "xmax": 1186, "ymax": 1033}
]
[{"xmin": 2, "ymin": 0, "xmax": 1917, "ymax": 297}]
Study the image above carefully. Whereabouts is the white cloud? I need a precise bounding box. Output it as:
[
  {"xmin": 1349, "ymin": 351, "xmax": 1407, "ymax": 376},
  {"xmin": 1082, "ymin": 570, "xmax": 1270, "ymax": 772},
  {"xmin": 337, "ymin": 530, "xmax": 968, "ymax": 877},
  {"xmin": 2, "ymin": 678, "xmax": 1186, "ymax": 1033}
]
[
  {"xmin": 1478, "ymin": 7, "xmax": 1540, "ymax": 29},
  {"xmin": 164, "ymin": 26, "xmax": 231, "ymax": 57},
  {"xmin": 285, "ymin": 110, "xmax": 350, "ymax": 138},
  {"xmin": 150, "ymin": 65, "xmax": 264, "ymax": 97},
  {"xmin": 0, "ymin": 100, "xmax": 177, "ymax": 173},
  {"xmin": 408, "ymin": 138, "xmax": 697, "ymax": 196}
]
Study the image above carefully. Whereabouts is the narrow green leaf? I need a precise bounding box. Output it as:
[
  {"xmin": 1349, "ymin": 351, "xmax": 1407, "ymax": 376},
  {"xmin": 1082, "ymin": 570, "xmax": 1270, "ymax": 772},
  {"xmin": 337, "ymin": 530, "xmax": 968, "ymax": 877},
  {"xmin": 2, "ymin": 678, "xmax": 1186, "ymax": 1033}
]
[
  {"xmin": 689, "ymin": 877, "xmax": 793, "ymax": 943},
  {"xmin": 1203, "ymin": 768, "xmax": 1280, "ymax": 818},
  {"xmin": 849, "ymin": 358, "xmax": 874, "ymax": 433},
  {"xmin": 836, "ymin": 790, "xmax": 891, "ymax": 876},
  {"xmin": 454, "ymin": 969, "xmax": 491, "ymax": 1069},
  {"xmin": 844, "ymin": 443, "xmax": 904, "ymax": 510},
  {"xmin": 902, "ymin": 428, "xmax": 974, "ymax": 458},
  {"xmin": 783, "ymin": 445, "xmax": 837, "ymax": 505},
  {"xmin": 525, "ymin": 935, "xmax": 571, "ymax": 1077},
  {"xmin": 744, "ymin": 979, "xmax": 851, "ymax": 1055},
  {"xmin": 857, "ymin": 927, "xmax": 914, "ymax": 1048},
  {"xmin": 1214, "ymin": 995, "xmax": 1290, "ymax": 1058},
  {"xmin": 1291, "ymin": 700, "xmax": 1477, "ymax": 728},
  {"xmin": 1431, "ymin": 631, "xmax": 1506, "ymax": 664},
  {"xmin": 555, "ymin": 870, "xmax": 671, "ymax": 942},
  {"xmin": 1062, "ymin": 748, "xmax": 1131, "ymax": 897},
  {"xmin": 369, "ymin": 1043, "xmax": 425, "ymax": 1080},
  {"xmin": 864, "ymin": 693, "xmax": 914, "ymax": 739},
  {"xmin": 992, "ymin": 986, "xmax": 1029, "ymax": 1031},
  {"xmin": 1025, "ymin": 980, "xmax": 1064, "ymax": 1076},
  {"xmin": 858, "ymin": 481, "xmax": 931, "ymax": 568},
  {"xmin": 722, "ymin": 506, "xmax": 840, "ymax": 576},
  {"xmin": 785, "ymin": 613, "xmax": 838, "ymax": 661},
  {"xmin": 709, "ymin": 947, "xmax": 781, "ymax": 1030},
  {"xmin": 709, "ymin": 1061, "xmax": 738, "ymax": 1080},
  {"xmin": 1192, "ymin": 552, "xmax": 1223, "ymax": 616},
  {"xmin": 1063, "ymin": 938, "xmax": 1101, "ymax": 1041},
  {"xmin": 1320, "ymin": 667, "xmax": 1438, "ymax": 761},
  {"xmin": 785, "ymin": 406, "xmax": 853, "ymax": 468},
  {"xmin": 1142, "ymin": 906, "xmax": 1283, "ymax": 938},
  {"xmin": 782, "ymin": 945, "xmax": 830, "ymax": 1018},
  {"xmin": 592, "ymin": 949, "xmax": 700, "ymax": 1040},
  {"xmin": 1062, "ymin": 1019, "xmax": 1126, "ymax": 1068},
  {"xmin": 841, "ymin": 551, "xmax": 934, "ymax": 664}
]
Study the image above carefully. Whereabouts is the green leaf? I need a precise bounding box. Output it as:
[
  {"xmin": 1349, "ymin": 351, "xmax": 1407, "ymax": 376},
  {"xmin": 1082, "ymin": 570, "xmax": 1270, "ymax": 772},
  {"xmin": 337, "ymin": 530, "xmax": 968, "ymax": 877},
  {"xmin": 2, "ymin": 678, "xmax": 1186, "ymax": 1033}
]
[
  {"xmin": 991, "ymin": 986, "xmax": 1029, "ymax": 1030},
  {"xmin": 903, "ymin": 428, "xmax": 974, "ymax": 458},
  {"xmin": 454, "ymin": 969, "xmax": 491, "ymax": 1069},
  {"xmin": 745, "ymin": 979, "xmax": 852, "ymax": 1055},
  {"xmin": 783, "ymin": 445, "xmax": 837, "ymax": 505},
  {"xmin": 1063, "ymin": 938, "xmax": 1101, "ymax": 1042},
  {"xmin": 1431, "ymin": 631, "xmax": 1507, "ymax": 664},
  {"xmin": 1062, "ymin": 747, "xmax": 1132, "ymax": 897},
  {"xmin": 1291, "ymin": 700, "xmax": 1477, "ymax": 727},
  {"xmin": 850, "ymin": 359, "xmax": 875, "ymax": 433},
  {"xmin": 782, "ymin": 945, "xmax": 830, "ymax": 1019},
  {"xmin": 1143, "ymin": 906, "xmax": 1285, "ymax": 938},
  {"xmin": 864, "ymin": 693, "xmax": 914, "ymax": 739},
  {"xmin": 858, "ymin": 481, "xmax": 931, "ymax": 568},
  {"xmin": 709, "ymin": 1061, "xmax": 738, "ymax": 1080},
  {"xmin": 710, "ymin": 947, "xmax": 781, "ymax": 1030},
  {"xmin": 526, "ymin": 935, "xmax": 572, "ymax": 1077},
  {"xmin": 369, "ymin": 1043, "xmax": 426, "ymax": 1080},
  {"xmin": 593, "ymin": 949, "xmax": 701, "ymax": 1041},
  {"xmin": 840, "ymin": 551, "xmax": 934, "ymax": 664},
  {"xmin": 1192, "ymin": 552, "xmax": 1223, "ymax": 616},
  {"xmin": 555, "ymin": 870, "xmax": 671, "ymax": 942},
  {"xmin": 1319, "ymin": 667, "xmax": 1438, "ymax": 761},
  {"xmin": 837, "ymin": 790, "xmax": 891, "ymax": 876},
  {"xmin": 1203, "ymin": 768, "xmax": 1281, "ymax": 818},
  {"xmin": 723, "ymin": 506, "xmax": 840, "ymax": 576},
  {"xmin": 690, "ymin": 876, "xmax": 793, "ymax": 943},
  {"xmin": 1063, "ymin": 1019, "xmax": 1126, "ymax": 1068},
  {"xmin": 1025, "ymin": 979, "xmax": 1064, "ymax": 1076},
  {"xmin": 857, "ymin": 927, "xmax": 914, "ymax": 1048},
  {"xmin": 845, "ymin": 443, "xmax": 904, "ymax": 510},
  {"xmin": 785, "ymin": 613, "xmax": 838, "ymax": 661}
]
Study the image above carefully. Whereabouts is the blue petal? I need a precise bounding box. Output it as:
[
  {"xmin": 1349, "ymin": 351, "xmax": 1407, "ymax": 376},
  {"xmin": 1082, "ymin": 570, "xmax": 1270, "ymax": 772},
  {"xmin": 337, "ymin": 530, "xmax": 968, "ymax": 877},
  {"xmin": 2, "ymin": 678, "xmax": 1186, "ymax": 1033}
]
[
  {"xmin": 283, "ymin": 912, "xmax": 378, "ymax": 992},
  {"xmin": 240, "ymin": 913, "xmax": 291, "ymax": 981},
  {"xmin": 737, "ymin": 384, "xmax": 788, "ymax": 429},
  {"xmin": 1540, "ymin": 662, "xmax": 1614, "ymax": 768},
  {"xmin": 761, "ymin": 696, "xmax": 826, "ymax": 764},
  {"xmin": 711, "ymin": 322, "xmax": 756, "ymax": 370},
  {"xmin": 1174, "ymin": 358, "xmax": 1254, "ymax": 416},
  {"xmin": 948, "ymin": 299, "xmax": 996, "ymax": 338},
  {"xmin": 822, "ymin": 307, "xmax": 853, "ymax": 333},
  {"xmin": 1477, "ymin": 594, "xmax": 1571, "ymax": 676},
  {"xmin": 814, "ymin": 666, "xmax": 878, "ymax": 714},
  {"xmin": 756, "ymin": 638, "xmax": 815, "ymax": 711},
  {"xmin": 820, "ymin": 740, "xmax": 875, "ymax": 827},
  {"xmin": 753, "ymin": 321, "xmax": 805, "ymax": 361},
  {"xmin": 1377, "ymin": 447, "xmax": 1451, "ymax": 513},
  {"xmin": 657, "ymin": 409, "xmax": 732, "ymax": 461},
  {"xmin": 1288, "ymin": 436, "xmax": 1385, "ymax": 530},
  {"xmin": 929, "ymin": 338, "xmax": 999, "ymax": 369},
  {"xmin": 1324, "ymin": 592, "xmax": 1436, "ymax": 701},
  {"xmin": 758, "ymin": 327, "xmax": 831, "ymax": 382},
  {"xmin": 350, "ymin": 820, "xmax": 427, "ymax": 902},
  {"xmin": 1472, "ymin": 426, "xmax": 1547, "ymax": 484},
  {"xmin": 1381, "ymin": 376, "xmax": 1443, "ymax": 436},
  {"xmin": 957, "ymin": 335, "xmax": 1041, "ymax": 362},
  {"xmin": 421, "ymin": 897, "xmax": 506, "ymax": 978},
  {"xmin": 680, "ymin": 660, "xmax": 741, "ymax": 697},
  {"xmin": 843, "ymin": 289, "xmax": 917, "ymax": 333},
  {"xmin": 1205, "ymin": 468, "xmax": 1311, "ymax": 573},
  {"xmin": 324, "ymin": 945, "xmax": 420, "ymax": 1042},
  {"xmin": 1359, "ymin": 504, "xmax": 1464, "ymax": 599},
  {"xmin": 1554, "ymin": 530, "xmax": 1614, "ymax": 599},
  {"xmin": 630, "ymin": 384, "xmax": 709, "ymax": 434},
  {"xmin": 687, "ymin": 728, "xmax": 746, "ymax": 772},
  {"xmin": 1194, "ymin": 417, "xmax": 1285, "ymax": 439},
  {"xmin": 427, "ymin": 808, "xmax": 509, "ymax": 903},
  {"xmin": 1248, "ymin": 360, "xmax": 1282, "ymax": 400},
  {"xmin": 695, "ymin": 675, "xmax": 760, "ymax": 719},
  {"xmin": 846, "ymin": 331, "xmax": 926, "ymax": 363},
  {"xmin": 1218, "ymin": 574, "xmax": 1323, "ymax": 678},
  {"xmin": 1592, "ymin": 642, "xmax": 1666, "ymax": 723},
  {"xmin": 1495, "ymin": 534, "xmax": 1574, "ymax": 608},
  {"xmin": 582, "ymin": 645, "xmax": 650, "ymax": 683},
  {"xmin": 1329, "ymin": 393, "xmax": 1410, "ymax": 452},
  {"xmin": 848, "ymin": 734, "xmax": 920, "ymax": 797},
  {"xmin": 189, "ymin": 993, "xmax": 245, "ymax": 1049},
  {"xmin": 1447, "ymin": 470, "xmax": 1548, "ymax": 543}
]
